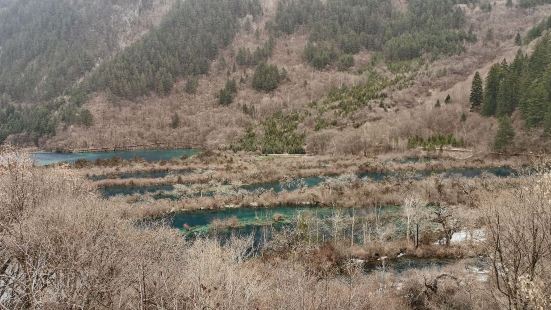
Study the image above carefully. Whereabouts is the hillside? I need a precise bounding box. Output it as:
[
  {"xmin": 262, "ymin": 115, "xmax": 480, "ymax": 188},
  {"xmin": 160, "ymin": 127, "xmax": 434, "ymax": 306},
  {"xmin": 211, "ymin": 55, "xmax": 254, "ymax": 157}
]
[
  {"xmin": 1, "ymin": 0, "xmax": 551, "ymax": 155},
  {"xmin": 0, "ymin": 0, "xmax": 174, "ymax": 102}
]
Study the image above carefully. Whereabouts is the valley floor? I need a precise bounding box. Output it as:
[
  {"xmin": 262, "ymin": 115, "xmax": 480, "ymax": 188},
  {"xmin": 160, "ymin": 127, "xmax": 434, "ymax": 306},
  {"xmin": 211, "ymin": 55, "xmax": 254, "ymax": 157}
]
[{"xmin": 1, "ymin": 147, "xmax": 550, "ymax": 308}]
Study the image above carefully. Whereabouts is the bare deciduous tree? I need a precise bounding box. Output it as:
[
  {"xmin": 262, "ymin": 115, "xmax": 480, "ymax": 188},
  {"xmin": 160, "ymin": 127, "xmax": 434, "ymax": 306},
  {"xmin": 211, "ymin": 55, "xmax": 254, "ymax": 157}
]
[{"xmin": 484, "ymin": 174, "xmax": 551, "ymax": 309}]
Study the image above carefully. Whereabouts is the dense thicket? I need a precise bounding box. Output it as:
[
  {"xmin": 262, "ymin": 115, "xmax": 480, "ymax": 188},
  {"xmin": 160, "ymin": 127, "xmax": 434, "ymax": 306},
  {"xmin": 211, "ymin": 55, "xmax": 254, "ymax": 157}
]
[
  {"xmin": 90, "ymin": 0, "xmax": 262, "ymax": 99},
  {"xmin": 272, "ymin": 0, "xmax": 471, "ymax": 68},
  {"xmin": 518, "ymin": 0, "xmax": 551, "ymax": 8},
  {"xmin": 0, "ymin": 104, "xmax": 57, "ymax": 144},
  {"xmin": 232, "ymin": 112, "xmax": 305, "ymax": 154},
  {"xmin": 0, "ymin": 99, "xmax": 93, "ymax": 145},
  {"xmin": 252, "ymin": 63, "xmax": 285, "ymax": 92},
  {"xmin": 475, "ymin": 36, "xmax": 551, "ymax": 133},
  {"xmin": 0, "ymin": 0, "xmax": 156, "ymax": 102}
]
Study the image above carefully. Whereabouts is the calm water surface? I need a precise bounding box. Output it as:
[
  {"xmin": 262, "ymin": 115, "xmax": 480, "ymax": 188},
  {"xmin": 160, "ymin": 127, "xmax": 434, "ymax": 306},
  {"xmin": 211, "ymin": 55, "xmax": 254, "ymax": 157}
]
[{"xmin": 32, "ymin": 149, "xmax": 199, "ymax": 166}]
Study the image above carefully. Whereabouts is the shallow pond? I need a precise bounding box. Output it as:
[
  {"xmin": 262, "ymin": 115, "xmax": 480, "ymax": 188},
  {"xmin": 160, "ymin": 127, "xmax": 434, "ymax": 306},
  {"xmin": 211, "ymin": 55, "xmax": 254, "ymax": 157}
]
[
  {"xmin": 357, "ymin": 166, "xmax": 516, "ymax": 180},
  {"xmin": 32, "ymin": 149, "xmax": 199, "ymax": 166},
  {"xmin": 88, "ymin": 168, "xmax": 195, "ymax": 181},
  {"xmin": 153, "ymin": 204, "xmax": 470, "ymax": 274},
  {"xmin": 162, "ymin": 204, "xmax": 401, "ymax": 235},
  {"xmin": 240, "ymin": 175, "xmax": 329, "ymax": 193}
]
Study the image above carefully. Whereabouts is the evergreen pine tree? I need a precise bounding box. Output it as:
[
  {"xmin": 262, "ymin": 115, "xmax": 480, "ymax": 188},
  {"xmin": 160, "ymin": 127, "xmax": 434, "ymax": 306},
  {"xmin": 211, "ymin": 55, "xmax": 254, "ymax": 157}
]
[
  {"xmin": 494, "ymin": 116, "xmax": 515, "ymax": 152},
  {"xmin": 470, "ymin": 72, "xmax": 484, "ymax": 111},
  {"xmin": 80, "ymin": 109, "xmax": 94, "ymax": 127},
  {"xmin": 506, "ymin": 0, "xmax": 514, "ymax": 8},
  {"xmin": 218, "ymin": 79, "xmax": 237, "ymax": 105},
  {"xmin": 496, "ymin": 62, "xmax": 517, "ymax": 116},
  {"xmin": 252, "ymin": 63, "xmax": 281, "ymax": 92},
  {"xmin": 445, "ymin": 94, "xmax": 451, "ymax": 104},
  {"xmin": 482, "ymin": 65, "xmax": 502, "ymax": 116},
  {"xmin": 522, "ymin": 81, "xmax": 547, "ymax": 127},
  {"xmin": 515, "ymin": 32, "xmax": 522, "ymax": 46},
  {"xmin": 435, "ymin": 99, "xmax": 441, "ymax": 108}
]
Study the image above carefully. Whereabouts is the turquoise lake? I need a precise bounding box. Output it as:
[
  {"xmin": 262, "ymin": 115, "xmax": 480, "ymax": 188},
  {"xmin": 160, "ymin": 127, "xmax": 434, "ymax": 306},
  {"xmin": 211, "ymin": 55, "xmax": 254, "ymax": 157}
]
[
  {"xmin": 154, "ymin": 204, "xmax": 467, "ymax": 274},
  {"xmin": 32, "ymin": 149, "xmax": 199, "ymax": 166}
]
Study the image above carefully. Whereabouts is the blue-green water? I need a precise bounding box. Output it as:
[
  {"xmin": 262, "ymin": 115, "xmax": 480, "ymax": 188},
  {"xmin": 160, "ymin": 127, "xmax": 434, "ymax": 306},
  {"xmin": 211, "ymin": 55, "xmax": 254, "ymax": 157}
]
[
  {"xmin": 137, "ymin": 203, "xmax": 489, "ymax": 274},
  {"xmin": 88, "ymin": 168, "xmax": 194, "ymax": 181},
  {"xmin": 162, "ymin": 204, "xmax": 400, "ymax": 235},
  {"xmin": 154, "ymin": 204, "xmax": 463, "ymax": 274},
  {"xmin": 168, "ymin": 205, "xmax": 332, "ymax": 232},
  {"xmin": 101, "ymin": 175, "xmax": 331, "ymax": 198},
  {"xmin": 32, "ymin": 149, "xmax": 199, "ymax": 166},
  {"xmin": 240, "ymin": 175, "xmax": 329, "ymax": 193}
]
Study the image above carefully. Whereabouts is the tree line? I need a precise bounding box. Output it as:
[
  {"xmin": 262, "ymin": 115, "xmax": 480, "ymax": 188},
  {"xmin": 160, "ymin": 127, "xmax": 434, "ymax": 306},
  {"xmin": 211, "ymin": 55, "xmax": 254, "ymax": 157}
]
[{"xmin": 470, "ymin": 35, "xmax": 551, "ymax": 149}]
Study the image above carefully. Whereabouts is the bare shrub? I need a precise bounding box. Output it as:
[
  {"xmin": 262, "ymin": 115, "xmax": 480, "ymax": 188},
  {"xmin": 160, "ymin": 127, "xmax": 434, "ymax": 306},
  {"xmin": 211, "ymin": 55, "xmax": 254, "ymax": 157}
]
[{"xmin": 483, "ymin": 173, "xmax": 551, "ymax": 309}]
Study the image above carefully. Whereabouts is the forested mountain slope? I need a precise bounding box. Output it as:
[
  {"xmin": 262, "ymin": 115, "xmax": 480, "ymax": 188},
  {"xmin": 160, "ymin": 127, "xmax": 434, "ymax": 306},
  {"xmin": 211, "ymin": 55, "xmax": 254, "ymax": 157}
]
[
  {"xmin": 88, "ymin": 0, "xmax": 262, "ymax": 99},
  {"xmin": 0, "ymin": 0, "xmax": 173, "ymax": 144},
  {"xmin": 1, "ymin": 0, "xmax": 551, "ymax": 155},
  {"xmin": 0, "ymin": 0, "xmax": 173, "ymax": 102}
]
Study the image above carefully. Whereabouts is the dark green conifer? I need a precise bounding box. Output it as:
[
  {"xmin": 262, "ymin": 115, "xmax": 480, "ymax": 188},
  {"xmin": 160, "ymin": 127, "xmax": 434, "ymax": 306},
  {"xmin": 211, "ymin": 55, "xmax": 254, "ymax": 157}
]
[
  {"xmin": 482, "ymin": 65, "xmax": 502, "ymax": 116},
  {"xmin": 470, "ymin": 72, "xmax": 484, "ymax": 111},
  {"xmin": 515, "ymin": 32, "xmax": 522, "ymax": 46},
  {"xmin": 494, "ymin": 116, "xmax": 515, "ymax": 152}
]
